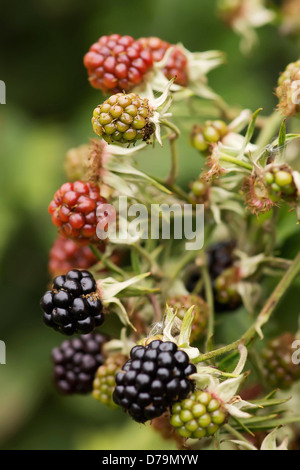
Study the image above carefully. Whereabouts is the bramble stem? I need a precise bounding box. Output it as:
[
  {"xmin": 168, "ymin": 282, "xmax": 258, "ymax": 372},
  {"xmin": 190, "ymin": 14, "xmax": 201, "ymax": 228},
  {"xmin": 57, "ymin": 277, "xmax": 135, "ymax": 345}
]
[
  {"xmin": 166, "ymin": 133, "xmax": 179, "ymax": 185},
  {"xmin": 89, "ymin": 245, "xmax": 126, "ymax": 278},
  {"xmin": 201, "ymin": 262, "xmax": 215, "ymax": 353},
  {"xmin": 193, "ymin": 252, "xmax": 300, "ymax": 363},
  {"xmin": 219, "ymin": 153, "xmax": 253, "ymax": 171},
  {"xmin": 132, "ymin": 244, "xmax": 164, "ymax": 279},
  {"xmin": 160, "ymin": 119, "xmax": 181, "ymax": 138},
  {"xmin": 224, "ymin": 424, "xmax": 251, "ymax": 444},
  {"xmin": 153, "ymin": 176, "xmax": 191, "ymax": 202}
]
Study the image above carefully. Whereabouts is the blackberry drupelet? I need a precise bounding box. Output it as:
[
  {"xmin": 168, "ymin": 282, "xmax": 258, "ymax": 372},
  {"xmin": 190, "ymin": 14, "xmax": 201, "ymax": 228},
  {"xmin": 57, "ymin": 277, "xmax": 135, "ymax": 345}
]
[
  {"xmin": 52, "ymin": 333, "xmax": 107, "ymax": 394},
  {"xmin": 41, "ymin": 269, "xmax": 104, "ymax": 335},
  {"xmin": 112, "ymin": 340, "xmax": 197, "ymax": 423}
]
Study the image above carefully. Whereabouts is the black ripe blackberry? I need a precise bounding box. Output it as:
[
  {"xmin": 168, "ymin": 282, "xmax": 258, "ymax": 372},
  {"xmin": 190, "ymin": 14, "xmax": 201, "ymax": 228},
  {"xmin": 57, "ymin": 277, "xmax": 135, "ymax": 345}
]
[
  {"xmin": 113, "ymin": 340, "xmax": 197, "ymax": 423},
  {"xmin": 206, "ymin": 240, "xmax": 237, "ymax": 281},
  {"xmin": 52, "ymin": 333, "xmax": 107, "ymax": 394},
  {"xmin": 40, "ymin": 269, "xmax": 104, "ymax": 335},
  {"xmin": 185, "ymin": 241, "xmax": 240, "ymax": 312}
]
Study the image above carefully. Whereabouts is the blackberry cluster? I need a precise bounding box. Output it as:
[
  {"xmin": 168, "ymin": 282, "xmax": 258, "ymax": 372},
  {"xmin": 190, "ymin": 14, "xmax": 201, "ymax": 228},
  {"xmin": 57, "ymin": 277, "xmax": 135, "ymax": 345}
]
[
  {"xmin": 113, "ymin": 340, "xmax": 197, "ymax": 423},
  {"xmin": 40, "ymin": 269, "xmax": 104, "ymax": 335},
  {"xmin": 48, "ymin": 235, "xmax": 97, "ymax": 276},
  {"xmin": 84, "ymin": 34, "xmax": 153, "ymax": 94},
  {"xmin": 92, "ymin": 92, "xmax": 154, "ymax": 145},
  {"xmin": 264, "ymin": 167, "xmax": 297, "ymax": 202},
  {"xmin": 93, "ymin": 353, "xmax": 127, "ymax": 407},
  {"xmin": 167, "ymin": 295, "xmax": 209, "ymax": 343},
  {"xmin": 138, "ymin": 36, "xmax": 188, "ymax": 86},
  {"xmin": 170, "ymin": 390, "xmax": 227, "ymax": 439},
  {"xmin": 48, "ymin": 181, "xmax": 107, "ymax": 245},
  {"xmin": 261, "ymin": 333, "xmax": 300, "ymax": 390},
  {"xmin": 52, "ymin": 333, "xmax": 107, "ymax": 394}
]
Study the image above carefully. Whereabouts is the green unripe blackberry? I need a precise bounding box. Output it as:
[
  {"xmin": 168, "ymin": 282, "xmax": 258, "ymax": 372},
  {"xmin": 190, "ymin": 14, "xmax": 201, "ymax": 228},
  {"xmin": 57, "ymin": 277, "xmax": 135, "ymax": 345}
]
[
  {"xmin": 190, "ymin": 120, "xmax": 228, "ymax": 156},
  {"xmin": 93, "ymin": 353, "xmax": 128, "ymax": 407},
  {"xmin": 189, "ymin": 178, "xmax": 210, "ymax": 206},
  {"xmin": 264, "ymin": 167, "xmax": 297, "ymax": 201},
  {"xmin": 214, "ymin": 266, "xmax": 242, "ymax": 312},
  {"xmin": 170, "ymin": 390, "xmax": 227, "ymax": 439},
  {"xmin": 261, "ymin": 333, "xmax": 300, "ymax": 390},
  {"xmin": 92, "ymin": 93, "xmax": 154, "ymax": 144},
  {"xmin": 167, "ymin": 295, "xmax": 209, "ymax": 343}
]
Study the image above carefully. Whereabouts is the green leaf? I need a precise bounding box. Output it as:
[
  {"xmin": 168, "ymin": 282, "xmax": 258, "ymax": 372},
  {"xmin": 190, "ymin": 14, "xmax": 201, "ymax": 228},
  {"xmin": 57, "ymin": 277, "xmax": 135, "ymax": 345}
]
[
  {"xmin": 278, "ymin": 120, "xmax": 286, "ymax": 148},
  {"xmin": 218, "ymin": 351, "xmax": 240, "ymax": 373},
  {"xmin": 238, "ymin": 108, "xmax": 262, "ymax": 159}
]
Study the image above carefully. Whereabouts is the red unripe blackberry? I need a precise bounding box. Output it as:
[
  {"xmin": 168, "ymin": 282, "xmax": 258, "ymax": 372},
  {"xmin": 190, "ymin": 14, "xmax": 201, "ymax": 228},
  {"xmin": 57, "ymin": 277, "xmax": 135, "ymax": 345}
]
[
  {"xmin": 92, "ymin": 92, "xmax": 154, "ymax": 145},
  {"xmin": 113, "ymin": 340, "xmax": 197, "ymax": 423},
  {"xmin": 170, "ymin": 390, "xmax": 227, "ymax": 439},
  {"xmin": 48, "ymin": 181, "xmax": 107, "ymax": 245},
  {"xmin": 40, "ymin": 269, "xmax": 104, "ymax": 335},
  {"xmin": 48, "ymin": 235, "xmax": 98, "ymax": 276},
  {"xmin": 138, "ymin": 37, "xmax": 188, "ymax": 86},
  {"xmin": 52, "ymin": 333, "xmax": 107, "ymax": 394},
  {"xmin": 261, "ymin": 333, "xmax": 300, "ymax": 390},
  {"xmin": 84, "ymin": 34, "xmax": 153, "ymax": 94},
  {"xmin": 93, "ymin": 353, "xmax": 128, "ymax": 407},
  {"xmin": 167, "ymin": 295, "xmax": 209, "ymax": 343}
]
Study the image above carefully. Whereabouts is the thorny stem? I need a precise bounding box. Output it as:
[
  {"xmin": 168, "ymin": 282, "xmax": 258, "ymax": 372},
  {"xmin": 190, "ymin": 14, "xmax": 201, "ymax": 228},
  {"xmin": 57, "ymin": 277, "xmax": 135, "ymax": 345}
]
[
  {"xmin": 166, "ymin": 133, "xmax": 179, "ymax": 186},
  {"xmin": 89, "ymin": 244, "xmax": 127, "ymax": 278},
  {"xmin": 264, "ymin": 207, "xmax": 279, "ymax": 256},
  {"xmin": 201, "ymin": 262, "xmax": 215, "ymax": 353},
  {"xmin": 219, "ymin": 153, "xmax": 253, "ymax": 171},
  {"xmin": 170, "ymin": 250, "xmax": 200, "ymax": 280},
  {"xmin": 224, "ymin": 424, "xmax": 251, "ymax": 444},
  {"xmin": 193, "ymin": 252, "xmax": 300, "ymax": 363},
  {"xmin": 160, "ymin": 119, "xmax": 181, "ymax": 138},
  {"xmin": 152, "ymin": 176, "xmax": 191, "ymax": 202},
  {"xmin": 132, "ymin": 243, "xmax": 165, "ymax": 279}
]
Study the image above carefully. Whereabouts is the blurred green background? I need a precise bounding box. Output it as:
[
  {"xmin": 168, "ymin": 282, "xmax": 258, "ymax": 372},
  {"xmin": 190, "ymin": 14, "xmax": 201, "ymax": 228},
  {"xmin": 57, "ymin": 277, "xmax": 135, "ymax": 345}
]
[{"xmin": 0, "ymin": 0, "xmax": 299, "ymax": 450}]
